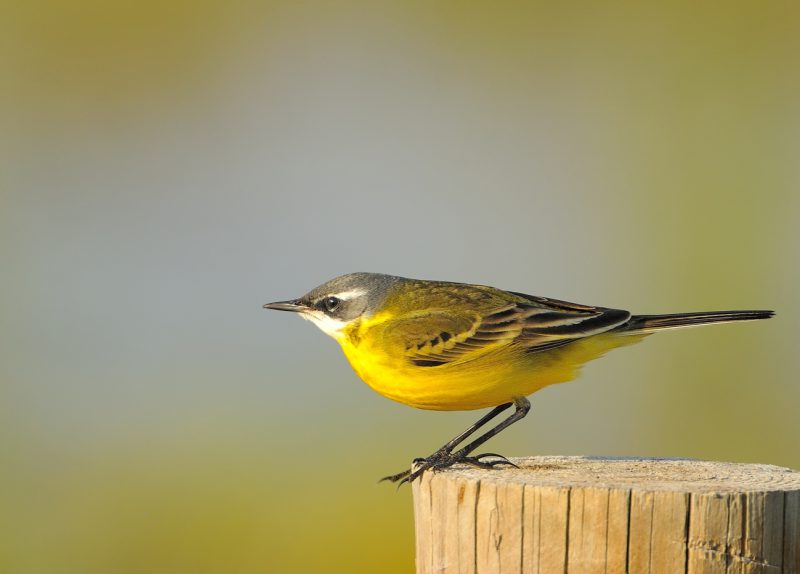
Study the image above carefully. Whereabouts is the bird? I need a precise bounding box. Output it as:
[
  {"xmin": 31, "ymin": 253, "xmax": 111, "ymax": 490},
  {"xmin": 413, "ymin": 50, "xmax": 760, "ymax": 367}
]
[{"xmin": 263, "ymin": 272, "xmax": 773, "ymax": 484}]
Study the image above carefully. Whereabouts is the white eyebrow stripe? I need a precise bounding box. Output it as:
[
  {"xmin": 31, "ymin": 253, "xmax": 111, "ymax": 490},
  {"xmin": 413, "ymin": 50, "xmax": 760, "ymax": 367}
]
[{"xmin": 330, "ymin": 289, "xmax": 366, "ymax": 301}]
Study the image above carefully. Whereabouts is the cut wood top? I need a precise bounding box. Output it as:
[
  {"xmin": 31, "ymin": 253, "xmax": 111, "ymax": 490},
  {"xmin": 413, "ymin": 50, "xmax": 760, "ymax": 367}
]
[{"xmin": 438, "ymin": 455, "xmax": 800, "ymax": 493}]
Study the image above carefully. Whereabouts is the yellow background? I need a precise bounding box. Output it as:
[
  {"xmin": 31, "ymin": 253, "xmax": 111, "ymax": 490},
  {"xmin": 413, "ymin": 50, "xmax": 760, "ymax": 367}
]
[{"xmin": 2, "ymin": 2, "xmax": 798, "ymax": 572}]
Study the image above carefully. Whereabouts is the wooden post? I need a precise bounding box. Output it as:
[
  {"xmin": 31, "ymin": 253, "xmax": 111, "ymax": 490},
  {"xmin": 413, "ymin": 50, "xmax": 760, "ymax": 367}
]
[{"xmin": 412, "ymin": 456, "xmax": 800, "ymax": 574}]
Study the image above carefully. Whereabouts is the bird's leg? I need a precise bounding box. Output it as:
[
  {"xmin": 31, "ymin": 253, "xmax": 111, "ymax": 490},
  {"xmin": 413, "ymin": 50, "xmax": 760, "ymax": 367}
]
[
  {"xmin": 404, "ymin": 397, "xmax": 531, "ymax": 483},
  {"xmin": 450, "ymin": 396, "xmax": 530, "ymax": 461},
  {"xmin": 381, "ymin": 398, "xmax": 531, "ymax": 485},
  {"xmin": 431, "ymin": 403, "xmax": 514, "ymax": 455},
  {"xmin": 380, "ymin": 403, "xmax": 512, "ymax": 484}
]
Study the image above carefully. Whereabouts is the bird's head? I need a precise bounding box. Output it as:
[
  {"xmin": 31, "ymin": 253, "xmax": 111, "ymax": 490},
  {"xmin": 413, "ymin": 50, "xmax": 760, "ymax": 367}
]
[{"xmin": 263, "ymin": 272, "xmax": 401, "ymax": 338}]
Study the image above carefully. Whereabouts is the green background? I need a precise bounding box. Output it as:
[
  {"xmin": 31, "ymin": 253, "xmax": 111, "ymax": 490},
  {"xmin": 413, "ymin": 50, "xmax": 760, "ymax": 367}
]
[{"xmin": 2, "ymin": 2, "xmax": 798, "ymax": 572}]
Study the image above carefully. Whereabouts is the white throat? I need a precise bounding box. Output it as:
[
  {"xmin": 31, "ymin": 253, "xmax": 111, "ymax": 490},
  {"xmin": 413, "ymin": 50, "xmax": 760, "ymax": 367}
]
[{"xmin": 300, "ymin": 311, "xmax": 348, "ymax": 339}]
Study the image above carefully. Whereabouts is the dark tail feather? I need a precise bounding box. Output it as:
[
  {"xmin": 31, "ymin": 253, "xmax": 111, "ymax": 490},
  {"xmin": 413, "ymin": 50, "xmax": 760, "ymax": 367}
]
[{"xmin": 621, "ymin": 310, "xmax": 774, "ymax": 334}]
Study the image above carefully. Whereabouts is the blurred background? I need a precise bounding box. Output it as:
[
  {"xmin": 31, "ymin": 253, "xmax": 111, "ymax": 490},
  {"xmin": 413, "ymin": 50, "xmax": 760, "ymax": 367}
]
[{"xmin": 2, "ymin": 1, "xmax": 798, "ymax": 572}]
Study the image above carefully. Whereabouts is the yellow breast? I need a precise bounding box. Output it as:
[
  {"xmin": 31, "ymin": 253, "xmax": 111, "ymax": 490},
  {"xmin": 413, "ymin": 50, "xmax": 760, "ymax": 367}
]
[{"xmin": 336, "ymin": 321, "xmax": 644, "ymax": 411}]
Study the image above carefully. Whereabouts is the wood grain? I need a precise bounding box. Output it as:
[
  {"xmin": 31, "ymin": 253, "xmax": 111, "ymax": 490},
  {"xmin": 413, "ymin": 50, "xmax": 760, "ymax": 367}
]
[{"xmin": 412, "ymin": 456, "xmax": 800, "ymax": 574}]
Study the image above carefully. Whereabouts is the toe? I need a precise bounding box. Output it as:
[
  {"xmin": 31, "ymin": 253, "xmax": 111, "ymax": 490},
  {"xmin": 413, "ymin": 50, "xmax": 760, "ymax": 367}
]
[
  {"xmin": 380, "ymin": 469, "xmax": 411, "ymax": 483},
  {"xmin": 474, "ymin": 453, "xmax": 518, "ymax": 468}
]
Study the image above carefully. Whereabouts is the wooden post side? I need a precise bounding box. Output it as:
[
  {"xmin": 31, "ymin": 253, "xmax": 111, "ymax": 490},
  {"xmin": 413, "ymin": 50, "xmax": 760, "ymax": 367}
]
[
  {"xmin": 412, "ymin": 456, "xmax": 800, "ymax": 574},
  {"xmin": 628, "ymin": 490, "xmax": 688, "ymax": 573}
]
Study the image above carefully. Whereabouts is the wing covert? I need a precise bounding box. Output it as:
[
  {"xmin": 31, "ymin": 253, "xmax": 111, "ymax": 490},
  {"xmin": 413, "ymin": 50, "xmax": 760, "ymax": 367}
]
[{"xmin": 381, "ymin": 291, "xmax": 631, "ymax": 368}]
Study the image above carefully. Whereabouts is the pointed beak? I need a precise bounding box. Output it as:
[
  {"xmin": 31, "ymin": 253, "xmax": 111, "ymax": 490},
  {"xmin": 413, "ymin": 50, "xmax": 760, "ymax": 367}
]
[{"xmin": 262, "ymin": 299, "xmax": 307, "ymax": 312}]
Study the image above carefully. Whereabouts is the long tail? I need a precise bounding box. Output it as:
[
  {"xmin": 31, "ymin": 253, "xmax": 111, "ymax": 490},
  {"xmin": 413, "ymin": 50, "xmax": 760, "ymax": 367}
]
[{"xmin": 620, "ymin": 310, "xmax": 774, "ymax": 334}]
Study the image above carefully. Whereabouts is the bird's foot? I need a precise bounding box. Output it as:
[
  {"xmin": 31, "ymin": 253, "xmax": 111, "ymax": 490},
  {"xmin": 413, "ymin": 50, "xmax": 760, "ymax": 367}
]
[{"xmin": 380, "ymin": 451, "xmax": 517, "ymax": 486}]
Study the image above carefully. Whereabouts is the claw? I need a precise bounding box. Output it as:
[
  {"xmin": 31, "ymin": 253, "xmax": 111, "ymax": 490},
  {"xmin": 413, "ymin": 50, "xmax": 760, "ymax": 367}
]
[
  {"xmin": 474, "ymin": 453, "xmax": 518, "ymax": 468},
  {"xmin": 379, "ymin": 469, "xmax": 411, "ymax": 483},
  {"xmin": 381, "ymin": 457, "xmax": 434, "ymax": 484},
  {"xmin": 461, "ymin": 456, "xmax": 517, "ymax": 470},
  {"xmin": 475, "ymin": 452, "xmax": 508, "ymax": 461},
  {"xmin": 408, "ymin": 459, "xmax": 433, "ymax": 483},
  {"xmin": 461, "ymin": 457, "xmax": 497, "ymax": 470}
]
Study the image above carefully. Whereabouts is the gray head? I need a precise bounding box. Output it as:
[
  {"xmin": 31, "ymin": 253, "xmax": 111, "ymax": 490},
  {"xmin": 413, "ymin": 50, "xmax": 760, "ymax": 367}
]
[{"xmin": 263, "ymin": 272, "xmax": 402, "ymax": 338}]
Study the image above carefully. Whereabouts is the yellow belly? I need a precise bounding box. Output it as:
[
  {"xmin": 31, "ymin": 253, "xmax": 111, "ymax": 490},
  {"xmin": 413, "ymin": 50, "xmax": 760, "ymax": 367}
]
[{"xmin": 339, "ymin": 332, "xmax": 645, "ymax": 411}]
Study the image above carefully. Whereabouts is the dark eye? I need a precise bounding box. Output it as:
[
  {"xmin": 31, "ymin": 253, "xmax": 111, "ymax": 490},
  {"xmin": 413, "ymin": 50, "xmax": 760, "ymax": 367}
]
[{"xmin": 323, "ymin": 296, "xmax": 341, "ymax": 312}]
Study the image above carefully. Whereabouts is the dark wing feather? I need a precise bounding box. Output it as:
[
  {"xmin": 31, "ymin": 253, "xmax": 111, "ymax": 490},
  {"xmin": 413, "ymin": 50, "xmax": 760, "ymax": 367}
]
[
  {"xmin": 391, "ymin": 293, "xmax": 631, "ymax": 367},
  {"xmin": 378, "ymin": 310, "xmax": 486, "ymax": 367}
]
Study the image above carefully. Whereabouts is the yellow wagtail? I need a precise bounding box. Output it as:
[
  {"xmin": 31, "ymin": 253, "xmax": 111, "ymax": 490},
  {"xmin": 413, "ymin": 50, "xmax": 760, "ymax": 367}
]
[{"xmin": 264, "ymin": 272, "xmax": 773, "ymax": 484}]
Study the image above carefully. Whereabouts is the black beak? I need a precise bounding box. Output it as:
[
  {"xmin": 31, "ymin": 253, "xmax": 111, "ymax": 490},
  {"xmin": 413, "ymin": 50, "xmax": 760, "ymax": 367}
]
[{"xmin": 262, "ymin": 299, "xmax": 307, "ymax": 312}]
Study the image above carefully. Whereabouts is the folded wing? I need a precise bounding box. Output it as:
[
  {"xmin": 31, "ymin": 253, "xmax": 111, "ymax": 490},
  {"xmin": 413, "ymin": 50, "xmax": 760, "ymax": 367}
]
[{"xmin": 386, "ymin": 292, "xmax": 631, "ymax": 368}]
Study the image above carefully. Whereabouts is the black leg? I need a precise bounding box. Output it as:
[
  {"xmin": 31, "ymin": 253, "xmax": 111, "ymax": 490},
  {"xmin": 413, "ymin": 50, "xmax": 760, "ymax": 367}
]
[
  {"xmin": 380, "ymin": 402, "xmax": 512, "ymax": 483},
  {"xmin": 436, "ymin": 402, "xmax": 513, "ymax": 454},
  {"xmin": 450, "ymin": 396, "xmax": 531, "ymax": 460},
  {"xmin": 381, "ymin": 397, "xmax": 531, "ymax": 485}
]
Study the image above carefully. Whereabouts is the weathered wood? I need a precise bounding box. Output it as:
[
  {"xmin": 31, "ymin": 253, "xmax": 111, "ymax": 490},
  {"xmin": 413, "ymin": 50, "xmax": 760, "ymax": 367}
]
[{"xmin": 412, "ymin": 456, "xmax": 800, "ymax": 574}]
